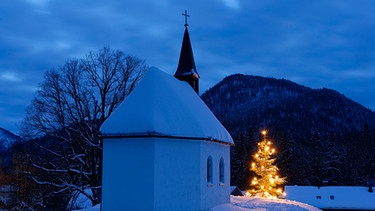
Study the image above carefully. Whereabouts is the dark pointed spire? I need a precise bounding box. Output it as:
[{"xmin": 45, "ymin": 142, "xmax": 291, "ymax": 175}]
[{"xmin": 174, "ymin": 10, "xmax": 200, "ymax": 94}]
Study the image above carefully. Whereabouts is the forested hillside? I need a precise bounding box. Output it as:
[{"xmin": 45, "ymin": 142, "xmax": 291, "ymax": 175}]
[
  {"xmin": 0, "ymin": 128, "xmax": 21, "ymax": 151},
  {"xmin": 0, "ymin": 128, "xmax": 21, "ymax": 186},
  {"xmin": 201, "ymin": 74, "xmax": 375, "ymax": 189}
]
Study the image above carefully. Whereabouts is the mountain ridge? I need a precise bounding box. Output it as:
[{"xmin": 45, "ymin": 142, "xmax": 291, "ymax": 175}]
[
  {"xmin": 202, "ymin": 73, "xmax": 375, "ymax": 137},
  {"xmin": 0, "ymin": 127, "xmax": 21, "ymax": 151},
  {"xmin": 201, "ymin": 73, "xmax": 375, "ymax": 187}
]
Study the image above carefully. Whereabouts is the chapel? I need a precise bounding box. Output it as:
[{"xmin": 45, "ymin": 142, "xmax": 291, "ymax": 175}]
[{"xmin": 101, "ymin": 12, "xmax": 234, "ymax": 211}]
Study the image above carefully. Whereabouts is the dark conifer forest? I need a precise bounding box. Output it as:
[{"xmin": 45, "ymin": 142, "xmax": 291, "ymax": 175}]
[{"xmin": 201, "ymin": 74, "xmax": 375, "ymax": 189}]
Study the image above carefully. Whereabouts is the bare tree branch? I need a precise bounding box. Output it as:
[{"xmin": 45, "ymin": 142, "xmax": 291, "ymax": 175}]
[{"xmin": 20, "ymin": 47, "xmax": 148, "ymax": 207}]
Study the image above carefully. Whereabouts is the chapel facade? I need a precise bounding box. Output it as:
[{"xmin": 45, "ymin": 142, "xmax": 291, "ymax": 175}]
[{"xmin": 101, "ymin": 12, "xmax": 233, "ymax": 211}]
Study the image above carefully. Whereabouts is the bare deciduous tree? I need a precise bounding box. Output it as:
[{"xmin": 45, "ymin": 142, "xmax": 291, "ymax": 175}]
[{"xmin": 21, "ymin": 47, "xmax": 147, "ymax": 207}]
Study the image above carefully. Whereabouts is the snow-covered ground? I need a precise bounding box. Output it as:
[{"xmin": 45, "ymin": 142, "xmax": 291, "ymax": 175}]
[
  {"xmin": 212, "ymin": 196, "xmax": 321, "ymax": 211},
  {"xmin": 74, "ymin": 196, "xmax": 321, "ymax": 211}
]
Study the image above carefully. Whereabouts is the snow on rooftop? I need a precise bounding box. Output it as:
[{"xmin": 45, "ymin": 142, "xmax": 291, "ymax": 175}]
[
  {"xmin": 101, "ymin": 67, "xmax": 233, "ymax": 145},
  {"xmin": 285, "ymin": 186, "xmax": 375, "ymax": 210}
]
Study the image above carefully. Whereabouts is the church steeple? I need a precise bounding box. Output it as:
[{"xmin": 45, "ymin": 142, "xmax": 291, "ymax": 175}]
[{"xmin": 174, "ymin": 10, "xmax": 200, "ymax": 94}]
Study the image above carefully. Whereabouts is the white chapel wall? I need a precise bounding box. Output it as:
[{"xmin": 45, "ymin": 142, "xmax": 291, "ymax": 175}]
[
  {"xmin": 102, "ymin": 138, "xmax": 155, "ymax": 211},
  {"xmin": 154, "ymin": 138, "xmax": 201, "ymax": 211},
  {"xmin": 200, "ymin": 141, "xmax": 231, "ymax": 210}
]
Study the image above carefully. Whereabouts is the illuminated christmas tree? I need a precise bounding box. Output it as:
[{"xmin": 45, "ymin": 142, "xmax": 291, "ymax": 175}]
[{"xmin": 249, "ymin": 130, "xmax": 286, "ymax": 198}]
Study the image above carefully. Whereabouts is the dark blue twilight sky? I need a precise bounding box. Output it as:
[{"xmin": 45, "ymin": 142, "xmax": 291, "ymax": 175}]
[{"xmin": 1, "ymin": 0, "xmax": 375, "ymax": 134}]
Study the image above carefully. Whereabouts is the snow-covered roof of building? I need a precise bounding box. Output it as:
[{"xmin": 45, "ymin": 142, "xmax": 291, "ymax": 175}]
[
  {"xmin": 285, "ymin": 186, "xmax": 375, "ymax": 210},
  {"xmin": 101, "ymin": 67, "xmax": 233, "ymax": 145}
]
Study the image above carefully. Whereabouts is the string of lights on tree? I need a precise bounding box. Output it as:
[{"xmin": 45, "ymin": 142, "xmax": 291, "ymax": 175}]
[{"xmin": 248, "ymin": 130, "xmax": 286, "ymax": 199}]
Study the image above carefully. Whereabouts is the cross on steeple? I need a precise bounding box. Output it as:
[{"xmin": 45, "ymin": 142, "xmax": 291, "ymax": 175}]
[
  {"xmin": 182, "ymin": 10, "xmax": 190, "ymax": 27},
  {"xmin": 175, "ymin": 9, "xmax": 200, "ymax": 94}
]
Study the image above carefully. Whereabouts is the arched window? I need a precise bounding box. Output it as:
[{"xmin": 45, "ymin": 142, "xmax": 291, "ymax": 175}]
[
  {"xmin": 219, "ymin": 157, "xmax": 225, "ymax": 183},
  {"xmin": 207, "ymin": 156, "xmax": 213, "ymax": 184}
]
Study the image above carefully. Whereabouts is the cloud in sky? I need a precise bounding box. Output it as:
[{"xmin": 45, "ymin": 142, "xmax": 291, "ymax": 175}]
[
  {"xmin": 1, "ymin": 72, "xmax": 22, "ymax": 82},
  {"xmin": 25, "ymin": 0, "xmax": 49, "ymax": 7},
  {"xmin": 222, "ymin": 0, "xmax": 240, "ymax": 9},
  {"xmin": 1, "ymin": 0, "xmax": 375, "ymax": 133}
]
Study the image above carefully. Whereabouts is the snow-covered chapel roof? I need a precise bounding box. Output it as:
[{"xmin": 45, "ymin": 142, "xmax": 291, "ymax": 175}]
[{"xmin": 101, "ymin": 67, "xmax": 234, "ymax": 145}]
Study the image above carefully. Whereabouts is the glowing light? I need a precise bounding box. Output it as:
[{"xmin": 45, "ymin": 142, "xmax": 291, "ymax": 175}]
[{"xmin": 248, "ymin": 129, "xmax": 286, "ymax": 199}]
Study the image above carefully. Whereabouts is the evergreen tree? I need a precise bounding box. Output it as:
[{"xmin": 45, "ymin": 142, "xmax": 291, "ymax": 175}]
[
  {"xmin": 362, "ymin": 123, "xmax": 375, "ymax": 182},
  {"xmin": 275, "ymin": 132, "xmax": 297, "ymax": 184},
  {"xmin": 231, "ymin": 132, "xmax": 247, "ymax": 188},
  {"xmin": 310, "ymin": 129, "xmax": 325, "ymax": 185},
  {"xmin": 249, "ymin": 130, "xmax": 285, "ymax": 198},
  {"xmin": 324, "ymin": 132, "xmax": 343, "ymax": 185},
  {"xmin": 231, "ymin": 128, "xmax": 256, "ymax": 190}
]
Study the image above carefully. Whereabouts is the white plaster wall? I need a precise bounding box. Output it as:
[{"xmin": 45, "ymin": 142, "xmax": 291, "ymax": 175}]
[
  {"xmin": 102, "ymin": 138, "xmax": 155, "ymax": 211},
  {"xmin": 154, "ymin": 138, "xmax": 201, "ymax": 211},
  {"xmin": 200, "ymin": 141, "xmax": 231, "ymax": 210},
  {"xmin": 102, "ymin": 138, "xmax": 230, "ymax": 211}
]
